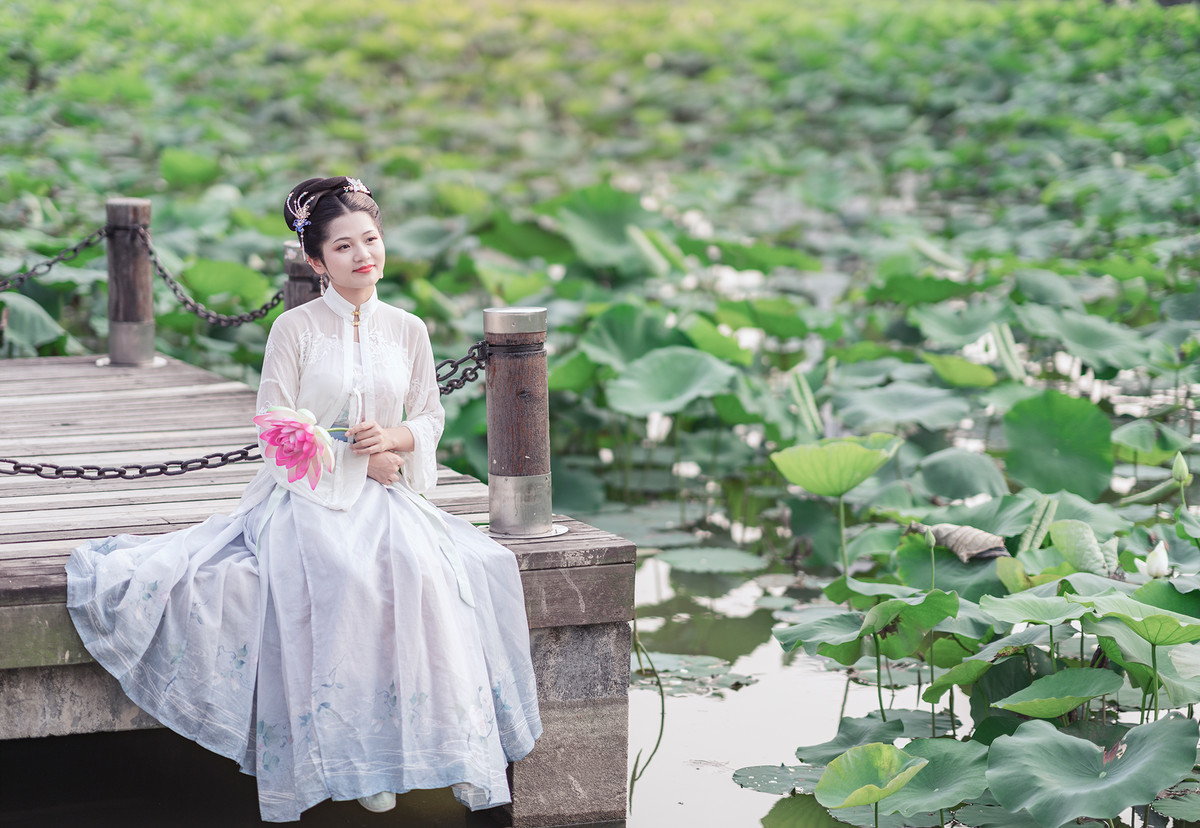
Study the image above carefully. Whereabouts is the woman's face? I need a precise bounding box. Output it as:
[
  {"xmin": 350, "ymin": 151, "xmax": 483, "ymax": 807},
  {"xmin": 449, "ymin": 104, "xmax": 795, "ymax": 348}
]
[{"xmin": 309, "ymin": 210, "xmax": 385, "ymax": 305}]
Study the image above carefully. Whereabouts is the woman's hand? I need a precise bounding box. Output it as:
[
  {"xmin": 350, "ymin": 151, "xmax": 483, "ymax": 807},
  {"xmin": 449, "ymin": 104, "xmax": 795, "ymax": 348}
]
[
  {"xmin": 366, "ymin": 450, "xmax": 404, "ymax": 486},
  {"xmin": 347, "ymin": 421, "xmax": 414, "ymax": 455}
]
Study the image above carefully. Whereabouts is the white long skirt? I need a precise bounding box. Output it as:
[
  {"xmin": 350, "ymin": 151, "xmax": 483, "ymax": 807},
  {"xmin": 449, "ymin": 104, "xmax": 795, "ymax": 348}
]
[{"xmin": 66, "ymin": 479, "xmax": 542, "ymax": 822}]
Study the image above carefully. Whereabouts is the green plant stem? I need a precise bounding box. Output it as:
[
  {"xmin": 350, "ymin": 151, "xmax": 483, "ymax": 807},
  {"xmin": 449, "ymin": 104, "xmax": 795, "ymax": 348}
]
[
  {"xmin": 1048, "ymin": 624, "xmax": 1056, "ymax": 674},
  {"xmin": 874, "ymin": 801, "xmax": 879, "ymax": 828},
  {"xmin": 839, "ymin": 674, "xmax": 851, "ymax": 720},
  {"xmin": 838, "ymin": 494, "xmax": 847, "ymax": 573},
  {"xmin": 1152, "ymin": 644, "xmax": 1160, "ymax": 721},
  {"xmin": 873, "ymin": 633, "xmax": 886, "ymax": 722}
]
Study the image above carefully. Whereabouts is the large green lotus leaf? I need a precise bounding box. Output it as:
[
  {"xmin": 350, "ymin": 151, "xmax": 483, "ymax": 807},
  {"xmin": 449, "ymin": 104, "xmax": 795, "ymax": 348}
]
[
  {"xmin": 607, "ymin": 347, "xmax": 737, "ymax": 417},
  {"xmin": 814, "ymin": 743, "xmax": 928, "ymax": 809},
  {"xmin": 795, "ymin": 716, "xmax": 904, "ymax": 765},
  {"xmin": 867, "ymin": 709, "xmax": 959, "ymax": 739},
  {"xmin": 758, "ymin": 793, "xmax": 845, "ymax": 828},
  {"xmin": 577, "ymin": 303, "xmax": 689, "ymax": 371},
  {"xmin": 923, "ymin": 494, "xmax": 1035, "ymax": 538},
  {"xmin": 1133, "ymin": 577, "xmax": 1200, "ymax": 619},
  {"xmin": 1003, "ymin": 391, "xmax": 1113, "ymax": 501},
  {"xmin": 832, "ymin": 803, "xmax": 941, "ymax": 828},
  {"xmin": 182, "ymin": 258, "xmax": 269, "ymax": 303},
  {"xmin": 1031, "ymin": 490, "xmax": 1131, "ymax": 541},
  {"xmin": 1111, "ymin": 419, "xmax": 1192, "ymax": 466},
  {"xmin": 991, "ymin": 667, "xmax": 1123, "ymax": 718},
  {"xmin": 833, "ymin": 382, "xmax": 972, "ymax": 431},
  {"xmin": 547, "ymin": 349, "xmax": 600, "ymax": 393},
  {"xmin": 1048, "ymin": 519, "xmax": 1106, "ymax": 575},
  {"xmin": 876, "ymin": 737, "xmax": 988, "ymax": 816},
  {"xmin": 979, "ymin": 594, "xmax": 1088, "ymax": 627},
  {"xmin": 773, "ymin": 606, "xmax": 867, "ymax": 666},
  {"xmin": 771, "ymin": 434, "xmax": 902, "ymax": 498},
  {"xmin": 824, "ymin": 576, "xmax": 920, "ymax": 607},
  {"xmin": 682, "ymin": 314, "xmax": 754, "ymax": 366},
  {"xmin": 934, "ymin": 597, "xmax": 995, "ymax": 642},
  {"xmin": 859, "ymin": 590, "xmax": 959, "ymax": 659},
  {"xmin": 917, "ymin": 448, "xmax": 1009, "ymax": 499},
  {"xmin": 1017, "ymin": 304, "xmax": 1151, "ymax": 374},
  {"xmin": 1152, "ymin": 787, "xmax": 1200, "ymax": 820},
  {"xmin": 1013, "ymin": 268, "xmax": 1085, "ymax": 312},
  {"xmin": 0, "ymin": 293, "xmax": 75, "ymax": 357},
  {"xmin": 476, "ymin": 209, "xmax": 575, "ymax": 263},
  {"xmin": 977, "ymin": 382, "xmax": 1044, "ymax": 418},
  {"xmin": 715, "ymin": 296, "xmax": 809, "ymax": 340},
  {"xmin": 678, "ymin": 236, "xmax": 821, "ymax": 274},
  {"xmin": 655, "ymin": 547, "xmax": 766, "ymax": 573},
  {"xmin": 907, "ymin": 298, "xmax": 1011, "ymax": 347},
  {"xmin": 920, "ymin": 352, "xmax": 997, "ymax": 388},
  {"xmin": 1168, "ymin": 643, "xmax": 1200, "ymax": 679},
  {"xmin": 732, "ymin": 764, "xmax": 825, "ymax": 796},
  {"xmin": 1074, "ymin": 593, "xmax": 1200, "ymax": 647},
  {"xmin": 986, "ymin": 716, "xmax": 1199, "ymax": 827},
  {"xmin": 546, "ymin": 183, "xmax": 665, "ymax": 279},
  {"xmin": 922, "ymin": 625, "xmax": 1053, "ymax": 704},
  {"xmin": 1083, "ymin": 616, "xmax": 1200, "ymax": 705},
  {"xmin": 896, "ymin": 536, "xmax": 1006, "ymax": 604},
  {"xmin": 951, "ymin": 802, "xmax": 1047, "ymax": 828}
]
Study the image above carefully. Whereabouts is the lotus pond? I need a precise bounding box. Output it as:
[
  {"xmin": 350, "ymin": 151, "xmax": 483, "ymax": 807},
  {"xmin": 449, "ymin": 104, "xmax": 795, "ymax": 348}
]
[{"xmin": 8, "ymin": 0, "xmax": 1200, "ymax": 825}]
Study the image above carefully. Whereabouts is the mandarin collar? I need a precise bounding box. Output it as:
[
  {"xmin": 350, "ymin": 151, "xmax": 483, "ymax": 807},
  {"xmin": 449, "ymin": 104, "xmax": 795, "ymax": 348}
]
[{"xmin": 321, "ymin": 287, "xmax": 379, "ymax": 320}]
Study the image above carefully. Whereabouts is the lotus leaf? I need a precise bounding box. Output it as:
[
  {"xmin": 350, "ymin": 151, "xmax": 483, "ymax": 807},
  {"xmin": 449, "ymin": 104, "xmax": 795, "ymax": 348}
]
[
  {"xmin": 1111, "ymin": 419, "xmax": 1192, "ymax": 466},
  {"xmin": 1085, "ymin": 616, "xmax": 1200, "ymax": 705},
  {"xmin": 986, "ymin": 715, "xmax": 1199, "ymax": 827},
  {"xmin": 655, "ymin": 547, "xmax": 766, "ymax": 574},
  {"xmin": 833, "ymin": 382, "xmax": 972, "ymax": 431},
  {"xmin": 1047, "ymin": 519, "xmax": 1106, "ymax": 575},
  {"xmin": 895, "ymin": 536, "xmax": 1006, "ymax": 604},
  {"xmin": 907, "ymin": 298, "xmax": 1010, "ymax": 347},
  {"xmin": 731, "ymin": 764, "xmax": 824, "ymax": 795},
  {"xmin": 920, "ymin": 352, "xmax": 997, "ymax": 388},
  {"xmin": 577, "ymin": 303, "xmax": 689, "ymax": 371},
  {"xmin": 876, "ymin": 737, "xmax": 988, "ymax": 816},
  {"xmin": 922, "ymin": 625, "xmax": 1053, "ymax": 704},
  {"xmin": 1017, "ymin": 304, "xmax": 1152, "ymax": 375},
  {"xmin": 770, "ymin": 433, "xmax": 902, "ymax": 498},
  {"xmin": 1003, "ymin": 391, "xmax": 1113, "ymax": 501},
  {"xmin": 607, "ymin": 347, "xmax": 737, "ymax": 417},
  {"xmin": 991, "ymin": 667, "xmax": 1123, "ymax": 718},
  {"xmin": 859, "ymin": 590, "xmax": 959, "ymax": 659},
  {"xmin": 757, "ymin": 793, "xmax": 844, "ymax": 828},
  {"xmin": 978, "ymin": 594, "xmax": 1088, "ymax": 628},
  {"xmin": 795, "ymin": 715, "xmax": 904, "ymax": 765},
  {"xmin": 1072, "ymin": 593, "xmax": 1200, "ymax": 647},
  {"xmin": 773, "ymin": 606, "xmax": 868, "ymax": 666},
  {"xmin": 917, "ymin": 448, "xmax": 1008, "ymax": 499},
  {"xmin": 814, "ymin": 743, "xmax": 928, "ymax": 809},
  {"xmin": 1152, "ymin": 787, "xmax": 1200, "ymax": 820}
]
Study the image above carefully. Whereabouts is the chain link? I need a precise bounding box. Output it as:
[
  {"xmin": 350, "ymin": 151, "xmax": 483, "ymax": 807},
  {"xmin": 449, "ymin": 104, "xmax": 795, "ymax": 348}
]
[
  {"xmin": 0, "ymin": 227, "xmax": 110, "ymax": 293},
  {"xmin": 132, "ymin": 226, "xmax": 284, "ymax": 326},
  {"xmin": 437, "ymin": 340, "xmax": 487, "ymax": 395},
  {"xmin": 0, "ymin": 444, "xmax": 261, "ymax": 481}
]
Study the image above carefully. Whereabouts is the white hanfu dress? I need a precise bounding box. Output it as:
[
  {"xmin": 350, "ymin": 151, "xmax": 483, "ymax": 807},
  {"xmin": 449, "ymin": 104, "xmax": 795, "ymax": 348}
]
[{"xmin": 66, "ymin": 288, "xmax": 542, "ymax": 822}]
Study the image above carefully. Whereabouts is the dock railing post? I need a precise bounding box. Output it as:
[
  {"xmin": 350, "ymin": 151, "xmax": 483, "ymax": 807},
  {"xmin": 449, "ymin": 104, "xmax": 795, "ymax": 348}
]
[
  {"xmin": 483, "ymin": 307, "xmax": 561, "ymax": 537},
  {"xmin": 104, "ymin": 198, "xmax": 155, "ymax": 366},
  {"xmin": 283, "ymin": 240, "xmax": 322, "ymax": 309}
]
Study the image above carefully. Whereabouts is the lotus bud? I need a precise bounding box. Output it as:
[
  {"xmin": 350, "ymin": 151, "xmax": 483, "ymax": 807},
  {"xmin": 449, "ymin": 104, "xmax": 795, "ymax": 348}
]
[
  {"xmin": 1173, "ymin": 452, "xmax": 1193, "ymax": 487},
  {"xmin": 1136, "ymin": 541, "xmax": 1171, "ymax": 579},
  {"xmin": 925, "ymin": 527, "xmax": 936, "ymax": 550}
]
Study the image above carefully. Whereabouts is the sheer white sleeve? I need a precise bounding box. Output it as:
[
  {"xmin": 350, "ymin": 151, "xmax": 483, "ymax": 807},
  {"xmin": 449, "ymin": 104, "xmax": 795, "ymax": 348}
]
[
  {"xmin": 399, "ymin": 318, "xmax": 446, "ymax": 495},
  {"xmin": 256, "ymin": 313, "xmax": 365, "ymax": 510}
]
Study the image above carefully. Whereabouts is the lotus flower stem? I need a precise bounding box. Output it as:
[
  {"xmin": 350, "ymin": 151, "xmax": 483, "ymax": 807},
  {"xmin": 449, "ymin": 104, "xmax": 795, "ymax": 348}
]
[
  {"xmin": 1151, "ymin": 644, "xmax": 1160, "ymax": 721},
  {"xmin": 873, "ymin": 801, "xmax": 879, "ymax": 828},
  {"xmin": 838, "ymin": 495, "xmax": 848, "ymax": 573},
  {"xmin": 873, "ymin": 632, "xmax": 886, "ymax": 722}
]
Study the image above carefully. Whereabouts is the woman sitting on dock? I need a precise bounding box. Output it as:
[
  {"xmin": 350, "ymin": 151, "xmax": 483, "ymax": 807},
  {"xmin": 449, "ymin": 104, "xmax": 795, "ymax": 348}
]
[{"xmin": 65, "ymin": 175, "xmax": 542, "ymax": 822}]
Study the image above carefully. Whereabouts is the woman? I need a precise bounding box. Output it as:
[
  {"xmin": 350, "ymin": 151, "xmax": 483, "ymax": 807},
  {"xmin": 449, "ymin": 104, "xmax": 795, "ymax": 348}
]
[{"xmin": 66, "ymin": 176, "xmax": 542, "ymax": 822}]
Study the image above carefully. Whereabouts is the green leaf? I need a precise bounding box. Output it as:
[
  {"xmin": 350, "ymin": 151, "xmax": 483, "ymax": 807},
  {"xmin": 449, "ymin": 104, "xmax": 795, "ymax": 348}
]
[
  {"xmin": 920, "ymin": 352, "xmax": 997, "ymax": 388},
  {"xmin": 0, "ymin": 293, "xmax": 73, "ymax": 356},
  {"xmin": 758, "ymin": 793, "xmax": 846, "ymax": 828},
  {"xmin": 770, "ymin": 434, "xmax": 902, "ymax": 498},
  {"xmin": 159, "ymin": 147, "xmax": 221, "ymax": 187},
  {"xmin": 1017, "ymin": 304, "xmax": 1151, "ymax": 374},
  {"xmin": 547, "ymin": 350, "xmax": 599, "ymax": 393},
  {"xmin": 814, "ymin": 743, "xmax": 928, "ymax": 809},
  {"xmin": 907, "ymin": 298, "xmax": 1010, "ymax": 347},
  {"xmin": 773, "ymin": 606, "xmax": 868, "ymax": 666},
  {"xmin": 607, "ymin": 347, "xmax": 738, "ymax": 417},
  {"xmin": 1048, "ymin": 519, "xmax": 1107, "ymax": 575},
  {"xmin": 546, "ymin": 184, "xmax": 664, "ymax": 280},
  {"xmin": 577, "ymin": 303, "xmax": 689, "ymax": 371},
  {"xmin": 917, "ymin": 448, "xmax": 1008, "ymax": 499},
  {"xmin": 681, "ymin": 314, "xmax": 754, "ymax": 366},
  {"xmin": 922, "ymin": 625, "xmax": 1053, "ymax": 704},
  {"xmin": 655, "ymin": 547, "xmax": 766, "ymax": 573},
  {"xmin": 833, "ymin": 382, "xmax": 972, "ymax": 431},
  {"xmin": 1076, "ymin": 593, "xmax": 1200, "ymax": 647},
  {"xmin": 795, "ymin": 715, "xmax": 904, "ymax": 765},
  {"xmin": 731, "ymin": 764, "xmax": 824, "ymax": 795},
  {"xmin": 979, "ymin": 593, "xmax": 1088, "ymax": 627},
  {"xmin": 181, "ymin": 258, "xmax": 269, "ymax": 304},
  {"xmin": 1152, "ymin": 787, "xmax": 1200, "ymax": 820},
  {"xmin": 876, "ymin": 738, "xmax": 988, "ymax": 816},
  {"xmin": 1111, "ymin": 419, "xmax": 1192, "ymax": 466},
  {"xmin": 1003, "ymin": 390, "xmax": 1113, "ymax": 501},
  {"xmin": 1087, "ymin": 617, "xmax": 1200, "ymax": 705},
  {"xmin": 986, "ymin": 715, "xmax": 1199, "ymax": 826},
  {"xmin": 991, "ymin": 667, "xmax": 1124, "ymax": 718},
  {"xmin": 1017, "ymin": 495, "xmax": 1057, "ymax": 555},
  {"xmin": 895, "ymin": 536, "xmax": 1006, "ymax": 604}
]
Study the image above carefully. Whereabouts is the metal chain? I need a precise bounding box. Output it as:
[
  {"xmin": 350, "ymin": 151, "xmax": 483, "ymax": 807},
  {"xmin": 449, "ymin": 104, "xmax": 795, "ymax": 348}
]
[
  {"xmin": 437, "ymin": 340, "xmax": 487, "ymax": 395},
  {"xmin": 133, "ymin": 227, "xmax": 284, "ymax": 327},
  {"xmin": 0, "ymin": 444, "xmax": 261, "ymax": 481},
  {"xmin": 0, "ymin": 226, "xmax": 110, "ymax": 293}
]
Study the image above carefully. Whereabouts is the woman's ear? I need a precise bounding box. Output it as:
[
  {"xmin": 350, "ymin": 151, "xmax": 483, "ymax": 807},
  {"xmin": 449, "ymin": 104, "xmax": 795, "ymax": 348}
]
[{"xmin": 307, "ymin": 256, "xmax": 326, "ymax": 275}]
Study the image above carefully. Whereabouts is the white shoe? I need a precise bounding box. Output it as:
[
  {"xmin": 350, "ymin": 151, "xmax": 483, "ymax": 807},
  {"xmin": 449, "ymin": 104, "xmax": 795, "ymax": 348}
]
[{"xmin": 357, "ymin": 791, "xmax": 396, "ymax": 813}]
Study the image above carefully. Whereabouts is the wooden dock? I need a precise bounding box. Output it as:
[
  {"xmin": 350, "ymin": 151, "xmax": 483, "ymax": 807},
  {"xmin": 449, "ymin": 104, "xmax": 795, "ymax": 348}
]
[{"xmin": 0, "ymin": 354, "xmax": 634, "ymax": 827}]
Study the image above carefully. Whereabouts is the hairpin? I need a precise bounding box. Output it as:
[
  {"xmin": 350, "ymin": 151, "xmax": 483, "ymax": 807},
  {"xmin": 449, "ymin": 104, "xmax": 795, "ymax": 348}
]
[
  {"xmin": 344, "ymin": 178, "xmax": 371, "ymax": 196},
  {"xmin": 286, "ymin": 190, "xmax": 315, "ymax": 245}
]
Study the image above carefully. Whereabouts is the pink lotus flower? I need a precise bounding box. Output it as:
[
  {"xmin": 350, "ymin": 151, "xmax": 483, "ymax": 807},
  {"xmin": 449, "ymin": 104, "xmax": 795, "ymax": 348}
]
[{"xmin": 253, "ymin": 406, "xmax": 335, "ymax": 489}]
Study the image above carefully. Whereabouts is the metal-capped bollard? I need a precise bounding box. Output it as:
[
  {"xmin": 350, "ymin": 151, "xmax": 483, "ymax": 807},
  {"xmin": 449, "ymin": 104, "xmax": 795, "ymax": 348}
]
[{"xmin": 484, "ymin": 307, "xmax": 563, "ymax": 537}]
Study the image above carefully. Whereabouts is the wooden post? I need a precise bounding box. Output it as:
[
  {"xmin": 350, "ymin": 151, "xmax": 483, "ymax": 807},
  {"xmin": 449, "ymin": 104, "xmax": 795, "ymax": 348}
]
[
  {"xmin": 484, "ymin": 307, "xmax": 557, "ymax": 537},
  {"xmin": 105, "ymin": 198, "xmax": 155, "ymax": 366},
  {"xmin": 283, "ymin": 240, "xmax": 322, "ymax": 309}
]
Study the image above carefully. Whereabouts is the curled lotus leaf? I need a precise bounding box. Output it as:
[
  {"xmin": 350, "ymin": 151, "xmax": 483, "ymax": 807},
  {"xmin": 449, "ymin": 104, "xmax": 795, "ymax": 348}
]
[
  {"xmin": 905, "ymin": 521, "xmax": 1008, "ymax": 563},
  {"xmin": 814, "ymin": 743, "xmax": 928, "ymax": 809}
]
